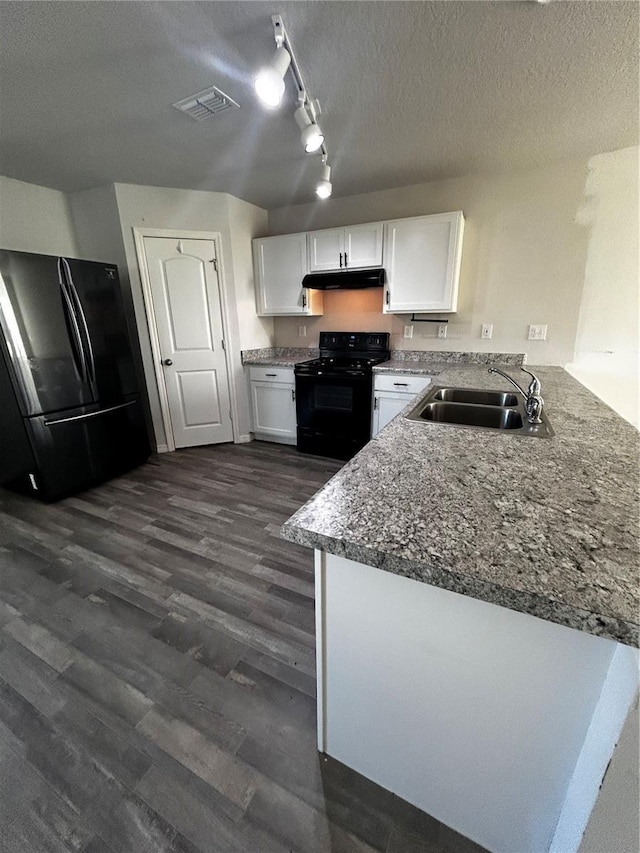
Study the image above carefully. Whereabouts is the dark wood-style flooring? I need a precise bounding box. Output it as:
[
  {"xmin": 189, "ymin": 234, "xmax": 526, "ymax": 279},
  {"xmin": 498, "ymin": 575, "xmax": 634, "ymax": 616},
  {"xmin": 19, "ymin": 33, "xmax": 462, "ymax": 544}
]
[{"xmin": 0, "ymin": 442, "xmax": 486, "ymax": 853}]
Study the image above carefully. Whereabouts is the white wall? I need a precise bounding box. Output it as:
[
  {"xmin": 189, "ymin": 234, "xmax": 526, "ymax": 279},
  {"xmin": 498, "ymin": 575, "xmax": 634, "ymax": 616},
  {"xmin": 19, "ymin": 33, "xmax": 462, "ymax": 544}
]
[
  {"xmin": 226, "ymin": 194, "xmax": 273, "ymax": 351},
  {"xmin": 268, "ymin": 157, "xmax": 592, "ymax": 364},
  {"xmin": 0, "ymin": 175, "xmax": 77, "ymax": 256},
  {"xmin": 112, "ymin": 183, "xmax": 270, "ymax": 448},
  {"xmin": 319, "ymin": 552, "xmax": 638, "ymax": 853},
  {"xmin": 68, "ymin": 183, "xmax": 127, "ymax": 267},
  {"xmin": 580, "ymin": 698, "xmax": 640, "ymax": 853},
  {"xmin": 567, "ymin": 147, "xmax": 639, "ymax": 427}
]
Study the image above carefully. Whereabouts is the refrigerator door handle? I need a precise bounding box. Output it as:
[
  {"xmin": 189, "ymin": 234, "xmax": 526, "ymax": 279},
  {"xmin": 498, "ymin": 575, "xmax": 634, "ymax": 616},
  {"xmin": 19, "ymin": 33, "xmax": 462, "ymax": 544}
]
[
  {"xmin": 61, "ymin": 258, "xmax": 96, "ymax": 385},
  {"xmin": 44, "ymin": 399, "xmax": 136, "ymax": 426},
  {"xmin": 57, "ymin": 258, "xmax": 89, "ymax": 384}
]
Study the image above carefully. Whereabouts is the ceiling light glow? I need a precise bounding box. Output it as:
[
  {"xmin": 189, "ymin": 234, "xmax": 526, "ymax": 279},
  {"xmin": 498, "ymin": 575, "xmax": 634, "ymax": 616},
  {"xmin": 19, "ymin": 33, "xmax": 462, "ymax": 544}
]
[
  {"xmin": 316, "ymin": 164, "xmax": 332, "ymax": 199},
  {"xmin": 254, "ymin": 46, "xmax": 291, "ymax": 107},
  {"xmin": 294, "ymin": 105, "xmax": 325, "ymax": 153}
]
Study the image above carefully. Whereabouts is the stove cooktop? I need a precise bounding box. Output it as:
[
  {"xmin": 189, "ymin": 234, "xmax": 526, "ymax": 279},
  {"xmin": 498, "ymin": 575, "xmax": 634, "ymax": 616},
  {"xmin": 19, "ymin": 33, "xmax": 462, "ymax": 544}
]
[
  {"xmin": 298, "ymin": 355, "xmax": 387, "ymax": 371},
  {"xmin": 296, "ymin": 331, "xmax": 390, "ymax": 374}
]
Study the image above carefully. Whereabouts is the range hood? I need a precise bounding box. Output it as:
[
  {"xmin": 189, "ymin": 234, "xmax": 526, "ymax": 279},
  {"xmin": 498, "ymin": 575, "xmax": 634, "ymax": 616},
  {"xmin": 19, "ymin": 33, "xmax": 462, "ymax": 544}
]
[{"xmin": 302, "ymin": 268, "xmax": 385, "ymax": 290}]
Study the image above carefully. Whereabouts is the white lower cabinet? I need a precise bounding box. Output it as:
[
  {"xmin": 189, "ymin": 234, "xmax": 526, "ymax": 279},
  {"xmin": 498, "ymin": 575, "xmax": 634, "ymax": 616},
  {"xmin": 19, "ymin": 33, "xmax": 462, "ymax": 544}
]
[
  {"xmin": 249, "ymin": 367, "xmax": 296, "ymax": 445},
  {"xmin": 372, "ymin": 373, "xmax": 432, "ymax": 436}
]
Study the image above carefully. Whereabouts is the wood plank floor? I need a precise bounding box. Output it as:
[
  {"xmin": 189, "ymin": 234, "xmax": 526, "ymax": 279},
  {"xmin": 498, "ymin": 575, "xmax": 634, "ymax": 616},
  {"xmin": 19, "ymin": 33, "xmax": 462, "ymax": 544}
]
[{"xmin": 0, "ymin": 442, "xmax": 486, "ymax": 853}]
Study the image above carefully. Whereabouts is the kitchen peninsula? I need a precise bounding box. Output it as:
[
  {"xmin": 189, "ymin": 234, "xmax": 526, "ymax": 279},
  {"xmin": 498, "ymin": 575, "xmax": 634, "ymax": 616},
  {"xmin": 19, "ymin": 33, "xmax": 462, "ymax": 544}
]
[{"xmin": 281, "ymin": 358, "xmax": 639, "ymax": 853}]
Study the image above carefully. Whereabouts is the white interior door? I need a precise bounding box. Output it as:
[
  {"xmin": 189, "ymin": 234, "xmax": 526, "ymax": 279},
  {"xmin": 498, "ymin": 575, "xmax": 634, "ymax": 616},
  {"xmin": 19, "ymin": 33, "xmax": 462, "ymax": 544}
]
[{"xmin": 143, "ymin": 236, "xmax": 233, "ymax": 448}]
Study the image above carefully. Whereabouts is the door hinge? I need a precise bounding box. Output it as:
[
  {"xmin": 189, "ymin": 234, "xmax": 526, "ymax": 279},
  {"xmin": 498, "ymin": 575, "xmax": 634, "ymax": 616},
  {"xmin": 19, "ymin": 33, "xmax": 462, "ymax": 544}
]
[{"xmin": 221, "ymin": 339, "xmax": 225, "ymax": 351}]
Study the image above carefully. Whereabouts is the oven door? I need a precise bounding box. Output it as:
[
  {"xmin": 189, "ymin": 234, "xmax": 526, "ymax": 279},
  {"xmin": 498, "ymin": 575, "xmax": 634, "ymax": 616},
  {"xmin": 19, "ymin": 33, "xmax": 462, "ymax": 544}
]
[{"xmin": 295, "ymin": 372, "xmax": 373, "ymax": 459}]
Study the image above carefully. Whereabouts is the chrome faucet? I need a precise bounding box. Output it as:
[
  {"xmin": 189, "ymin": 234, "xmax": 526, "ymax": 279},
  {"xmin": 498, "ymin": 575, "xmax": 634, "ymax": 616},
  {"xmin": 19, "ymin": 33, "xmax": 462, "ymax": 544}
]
[{"xmin": 488, "ymin": 367, "xmax": 545, "ymax": 424}]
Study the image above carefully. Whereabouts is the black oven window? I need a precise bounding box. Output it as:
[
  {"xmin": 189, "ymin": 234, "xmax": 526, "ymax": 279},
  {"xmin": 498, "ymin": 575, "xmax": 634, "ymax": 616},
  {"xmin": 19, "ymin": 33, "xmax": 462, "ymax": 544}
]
[{"xmin": 313, "ymin": 384, "xmax": 353, "ymax": 412}]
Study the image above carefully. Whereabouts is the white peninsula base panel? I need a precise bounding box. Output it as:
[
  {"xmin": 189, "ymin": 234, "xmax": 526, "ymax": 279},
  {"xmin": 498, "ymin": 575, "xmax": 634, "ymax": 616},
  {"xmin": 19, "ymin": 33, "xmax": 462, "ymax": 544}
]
[{"xmin": 314, "ymin": 551, "xmax": 638, "ymax": 853}]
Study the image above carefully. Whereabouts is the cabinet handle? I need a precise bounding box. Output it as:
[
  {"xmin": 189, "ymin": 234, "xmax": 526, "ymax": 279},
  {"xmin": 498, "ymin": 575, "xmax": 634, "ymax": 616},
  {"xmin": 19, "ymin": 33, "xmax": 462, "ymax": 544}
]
[
  {"xmin": 393, "ymin": 382, "xmax": 409, "ymax": 387},
  {"xmin": 385, "ymin": 290, "xmax": 390, "ymax": 306},
  {"xmin": 302, "ymin": 291, "xmax": 307, "ymax": 308},
  {"xmin": 344, "ymin": 252, "xmax": 348, "ymax": 267},
  {"xmin": 291, "ymin": 389, "xmax": 295, "ymax": 401},
  {"xmin": 374, "ymin": 397, "xmax": 378, "ymax": 409},
  {"xmin": 339, "ymin": 252, "xmax": 343, "ymax": 268},
  {"xmin": 265, "ymin": 373, "xmax": 277, "ymax": 377}
]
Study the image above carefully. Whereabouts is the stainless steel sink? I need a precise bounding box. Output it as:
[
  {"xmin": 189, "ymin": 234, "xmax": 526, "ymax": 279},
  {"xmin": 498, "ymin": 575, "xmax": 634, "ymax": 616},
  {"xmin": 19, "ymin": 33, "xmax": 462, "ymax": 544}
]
[
  {"xmin": 405, "ymin": 385, "xmax": 554, "ymax": 438},
  {"xmin": 417, "ymin": 402, "xmax": 523, "ymax": 429},
  {"xmin": 432, "ymin": 388, "xmax": 518, "ymax": 407}
]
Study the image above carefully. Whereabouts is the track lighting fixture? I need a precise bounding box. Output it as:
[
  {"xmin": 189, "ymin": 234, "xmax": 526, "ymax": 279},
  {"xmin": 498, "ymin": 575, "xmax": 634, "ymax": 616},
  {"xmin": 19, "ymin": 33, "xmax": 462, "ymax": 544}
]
[
  {"xmin": 294, "ymin": 104, "xmax": 325, "ymax": 153},
  {"xmin": 254, "ymin": 45, "xmax": 291, "ymax": 107},
  {"xmin": 316, "ymin": 162, "xmax": 332, "ymax": 199},
  {"xmin": 255, "ymin": 14, "xmax": 332, "ymax": 199}
]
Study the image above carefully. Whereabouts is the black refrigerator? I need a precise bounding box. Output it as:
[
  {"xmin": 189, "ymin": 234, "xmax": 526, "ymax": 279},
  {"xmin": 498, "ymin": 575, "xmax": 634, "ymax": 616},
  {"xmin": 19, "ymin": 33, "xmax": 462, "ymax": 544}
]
[{"xmin": 0, "ymin": 249, "xmax": 150, "ymax": 502}]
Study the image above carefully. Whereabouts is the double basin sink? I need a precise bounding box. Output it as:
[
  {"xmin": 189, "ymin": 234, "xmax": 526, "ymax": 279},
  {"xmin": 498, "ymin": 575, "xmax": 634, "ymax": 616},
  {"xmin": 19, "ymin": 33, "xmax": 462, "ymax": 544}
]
[{"xmin": 406, "ymin": 386, "xmax": 553, "ymax": 438}]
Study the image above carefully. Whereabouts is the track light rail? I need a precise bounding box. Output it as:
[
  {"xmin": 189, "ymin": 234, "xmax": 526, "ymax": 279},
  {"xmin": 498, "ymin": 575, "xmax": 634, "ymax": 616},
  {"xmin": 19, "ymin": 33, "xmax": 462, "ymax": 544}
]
[{"xmin": 254, "ymin": 14, "xmax": 331, "ymax": 198}]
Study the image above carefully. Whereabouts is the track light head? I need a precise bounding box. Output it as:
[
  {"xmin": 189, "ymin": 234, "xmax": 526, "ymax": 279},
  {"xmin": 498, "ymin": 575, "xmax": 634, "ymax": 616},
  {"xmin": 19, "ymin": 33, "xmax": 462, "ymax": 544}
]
[
  {"xmin": 294, "ymin": 105, "xmax": 325, "ymax": 153},
  {"xmin": 301, "ymin": 122, "xmax": 324, "ymax": 153},
  {"xmin": 316, "ymin": 163, "xmax": 332, "ymax": 199},
  {"xmin": 254, "ymin": 45, "xmax": 291, "ymax": 107}
]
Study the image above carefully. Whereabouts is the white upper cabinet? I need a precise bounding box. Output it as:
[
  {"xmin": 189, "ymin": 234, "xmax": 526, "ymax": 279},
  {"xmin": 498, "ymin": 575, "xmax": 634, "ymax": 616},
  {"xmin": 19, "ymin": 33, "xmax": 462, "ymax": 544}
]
[
  {"xmin": 253, "ymin": 233, "xmax": 323, "ymax": 316},
  {"xmin": 308, "ymin": 223, "xmax": 383, "ymax": 272},
  {"xmin": 252, "ymin": 212, "xmax": 464, "ymax": 317},
  {"xmin": 383, "ymin": 212, "xmax": 464, "ymax": 314}
]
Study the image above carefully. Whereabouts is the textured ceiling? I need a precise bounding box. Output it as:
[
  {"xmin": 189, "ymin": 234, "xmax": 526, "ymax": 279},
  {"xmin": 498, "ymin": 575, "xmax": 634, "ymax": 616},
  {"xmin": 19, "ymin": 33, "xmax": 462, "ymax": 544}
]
[{"xmin": 0, "ymin": 1, "xmax": 637, "ymax": 210}]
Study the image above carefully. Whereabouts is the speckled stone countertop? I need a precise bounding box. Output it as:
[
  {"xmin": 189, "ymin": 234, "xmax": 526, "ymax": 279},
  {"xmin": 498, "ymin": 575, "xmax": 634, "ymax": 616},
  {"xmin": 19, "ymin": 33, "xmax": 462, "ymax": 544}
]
[
  {"xmin": 242, "ymin": 347, "xmax": 318, "ymax": 368},
  {"xmin": 281, "ymin": 363, "xmax": 640, "ymax": 647}
]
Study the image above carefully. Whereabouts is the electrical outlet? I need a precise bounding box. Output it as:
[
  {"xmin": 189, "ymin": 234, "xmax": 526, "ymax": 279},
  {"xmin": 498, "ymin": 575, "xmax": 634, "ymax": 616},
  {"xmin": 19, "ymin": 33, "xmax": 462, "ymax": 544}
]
[
  {"xmin": 528, "ymin": 324, "xmax": 547, "ymax": 341},
  {"xmin": 403, "ymin": 325, "xmax": 414, "ymax": 339},
  {"xmin": 298, "ymin": 325, "xmax": 307, "ymax": 338},
  {"xmin": 481, "ymin": 324, "xmax": 493, "ymax": 340},
  {"xmin": 438, "ymin": 324, "xmax": 448, "ymax": 339}
]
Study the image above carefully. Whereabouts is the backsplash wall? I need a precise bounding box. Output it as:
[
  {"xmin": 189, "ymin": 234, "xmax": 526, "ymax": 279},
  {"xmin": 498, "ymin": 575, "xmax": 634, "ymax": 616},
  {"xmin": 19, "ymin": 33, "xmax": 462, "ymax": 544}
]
[{"xmin": 271, "ymin": 156, "xmax": 593, "ymax": 365}]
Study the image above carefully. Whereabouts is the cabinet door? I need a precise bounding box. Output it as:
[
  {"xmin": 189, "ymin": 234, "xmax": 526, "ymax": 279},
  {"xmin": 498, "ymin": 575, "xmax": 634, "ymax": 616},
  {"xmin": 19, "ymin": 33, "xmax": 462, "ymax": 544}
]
[
  {"xmin": 308, "ymin": 229, "xmax": 344, "ymax": 272},
  {"xmin": 253, "ymin": 234, "xmax": 310, "ymax": 315},
  {"xmin": 251, "ymin": 381, "xmax": 296, "ymax": 440},
  {"xmin": 345, "ymin": 223, "xmax": 383, "ymax": 269},
  {"xmin": 383, "ymin": 212, "xmax": 464, "ymax": 314},
  {"xmin": 372, "ymin": 391, "xmax": 413, "ymax": 436}
]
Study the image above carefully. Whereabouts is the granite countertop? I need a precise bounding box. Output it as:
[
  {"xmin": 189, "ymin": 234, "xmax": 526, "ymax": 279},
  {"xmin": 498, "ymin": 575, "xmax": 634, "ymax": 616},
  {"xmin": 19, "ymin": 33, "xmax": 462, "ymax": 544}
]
[
  {"xmin": 242, "ymin": 347, "xmax": 318, "ymax": 368},
  {"xmin": 281, "ymin": 363, "xmax": 640, "ymax": 647}
]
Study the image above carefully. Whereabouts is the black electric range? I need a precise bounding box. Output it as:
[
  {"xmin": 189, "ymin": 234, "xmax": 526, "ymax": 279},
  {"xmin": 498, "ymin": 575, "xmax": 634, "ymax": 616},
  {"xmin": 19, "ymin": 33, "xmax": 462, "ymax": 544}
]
[{"xmin": 295, "ymin": 331, "xmax": 390, "ymax": 460}]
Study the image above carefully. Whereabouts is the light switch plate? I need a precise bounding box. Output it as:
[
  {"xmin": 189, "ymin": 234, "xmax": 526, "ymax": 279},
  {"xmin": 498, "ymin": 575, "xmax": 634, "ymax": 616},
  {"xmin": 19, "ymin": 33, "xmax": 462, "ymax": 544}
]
[{"xmin": 528, "ymin": 324, "xmax": 547, "ymax": 341}]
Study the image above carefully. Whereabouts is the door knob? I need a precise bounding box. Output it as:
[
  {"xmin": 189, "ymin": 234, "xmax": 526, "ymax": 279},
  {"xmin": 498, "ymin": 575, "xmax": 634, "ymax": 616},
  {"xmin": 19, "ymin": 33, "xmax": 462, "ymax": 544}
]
[{"xmin": 162, "ymin": 358, "xmax": 173, "ymax": 366}]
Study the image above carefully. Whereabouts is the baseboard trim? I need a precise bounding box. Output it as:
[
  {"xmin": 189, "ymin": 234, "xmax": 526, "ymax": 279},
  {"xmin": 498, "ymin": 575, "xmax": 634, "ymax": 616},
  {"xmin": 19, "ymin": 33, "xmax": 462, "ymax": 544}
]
[
  {"xmin": 156, "ymin": 443, "xmax": 170, "ymax": 453},
  {"xmin": 236, "ymin": 434, "xmax": 253, "ymax": 444}
]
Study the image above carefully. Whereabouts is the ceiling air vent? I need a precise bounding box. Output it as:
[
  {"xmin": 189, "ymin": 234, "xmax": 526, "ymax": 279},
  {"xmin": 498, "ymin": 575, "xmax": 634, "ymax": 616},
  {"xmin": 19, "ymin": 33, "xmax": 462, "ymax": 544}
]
[{"xmin": 172, "ymin": 86, "xmax": 240, "ymax": 121}]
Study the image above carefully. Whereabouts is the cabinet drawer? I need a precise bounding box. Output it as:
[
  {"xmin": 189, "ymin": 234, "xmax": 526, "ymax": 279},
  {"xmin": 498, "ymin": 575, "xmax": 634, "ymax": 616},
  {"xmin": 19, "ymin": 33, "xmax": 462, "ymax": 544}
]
[
  {"xmin": 249, "ymin": 366, "xmax": 294, "ymax": 384},
  {"xmin": 373, "ymin": 374, "xmax": 432, "ymax": 395}
]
